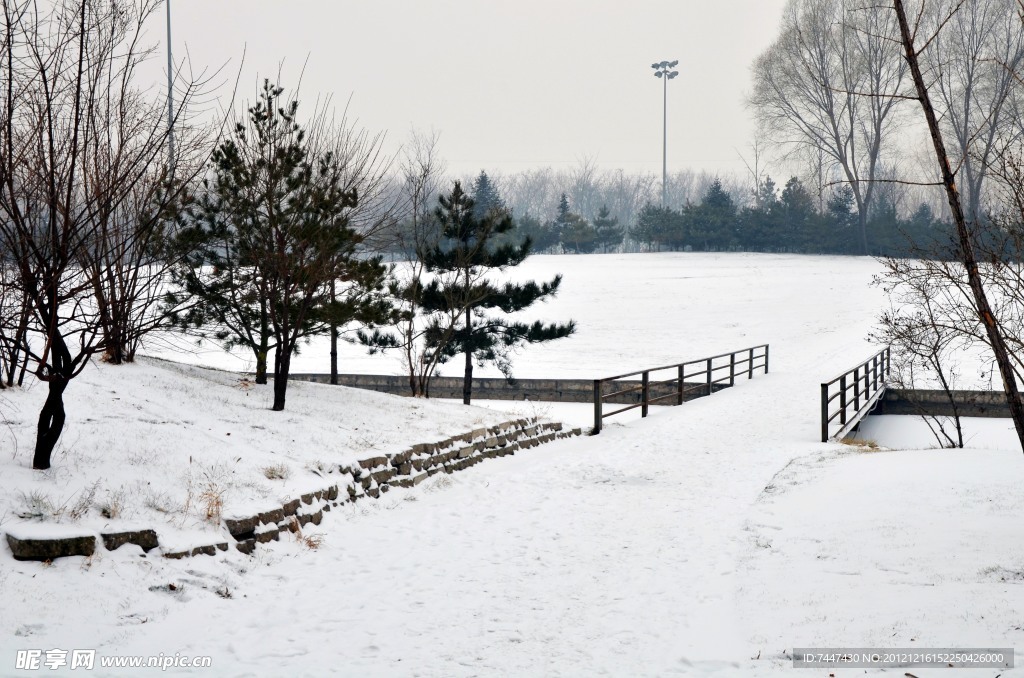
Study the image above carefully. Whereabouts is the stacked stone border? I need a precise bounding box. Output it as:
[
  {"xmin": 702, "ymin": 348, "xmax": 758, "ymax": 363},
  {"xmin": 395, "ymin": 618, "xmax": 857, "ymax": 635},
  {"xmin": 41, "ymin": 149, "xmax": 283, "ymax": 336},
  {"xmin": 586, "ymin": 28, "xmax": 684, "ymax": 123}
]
[{"xmin": 4, "ymin": 419, "xmax": 580, "ymax": 562}]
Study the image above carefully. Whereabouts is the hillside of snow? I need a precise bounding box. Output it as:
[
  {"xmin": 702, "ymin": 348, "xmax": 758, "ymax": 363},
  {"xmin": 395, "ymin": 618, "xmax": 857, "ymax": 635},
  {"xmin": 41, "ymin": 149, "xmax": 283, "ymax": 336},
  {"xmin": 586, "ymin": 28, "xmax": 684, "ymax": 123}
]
[
  {"xmin": 0, "ymin": 357, "xmax": 510, "ymax": 548},
  {"xmin": 3, "ymin": 252, "xmax": 1023, "ymax": 677}
]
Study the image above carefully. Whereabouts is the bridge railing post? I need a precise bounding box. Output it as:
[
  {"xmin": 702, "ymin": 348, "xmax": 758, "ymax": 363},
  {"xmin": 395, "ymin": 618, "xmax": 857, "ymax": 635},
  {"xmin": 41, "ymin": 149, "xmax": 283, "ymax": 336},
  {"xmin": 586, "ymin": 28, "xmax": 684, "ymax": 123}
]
[
  {"xmin": 593, "ymin": 380, "xmax": 603, "ymax": 435},
  {"xmin": 748, "ymin": 348, "xmax": 754, "ymax": 379},
  {"xmin": 706, "ymin": 358, "xmax": 713, "ymax": 396},
  {"xmin": 729, "ymin": 352, "xmax": 736, "ymax": 387},
  {"xmin": 821, "ymin": 383, "xmax": 829, "ymax": 442},
  {"xmin": 677, "ymin": 365, "xmax": 685, "ymax": 405},
  {"xmin": 840, "ymin": 375, "xmax": 848, "ymax": 426},
  {"xmin": 764, "ymin": 344, "xmax": 770, "ymax": 374},
  {"xmin": 641, "ymin": 371, "xmax": 650, "ymax": 418},
  {"xmin": 854, "ymin": 366, "xmax": 861, "ymax": 411}
]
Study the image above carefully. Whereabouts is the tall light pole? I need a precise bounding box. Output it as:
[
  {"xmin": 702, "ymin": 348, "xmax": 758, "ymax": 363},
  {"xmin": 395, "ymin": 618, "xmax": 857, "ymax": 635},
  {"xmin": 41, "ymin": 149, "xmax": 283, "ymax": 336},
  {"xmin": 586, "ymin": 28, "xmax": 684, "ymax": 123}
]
[
  {"xmin": 166, "ymin": 0, "xmax": 175, "ymax": 176},
  {"xmin": 651, "ymin": 60, "xmax": 678, "ymax": 208}
]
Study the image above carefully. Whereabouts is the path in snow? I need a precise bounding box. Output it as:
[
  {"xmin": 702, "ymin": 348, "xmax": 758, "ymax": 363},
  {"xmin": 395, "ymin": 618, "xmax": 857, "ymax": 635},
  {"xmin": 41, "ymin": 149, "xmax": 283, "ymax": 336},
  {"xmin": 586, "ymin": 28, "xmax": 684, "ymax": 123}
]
[{"xmin": 113, "ymin": 348, "xmax": 865, "ymax": 676}]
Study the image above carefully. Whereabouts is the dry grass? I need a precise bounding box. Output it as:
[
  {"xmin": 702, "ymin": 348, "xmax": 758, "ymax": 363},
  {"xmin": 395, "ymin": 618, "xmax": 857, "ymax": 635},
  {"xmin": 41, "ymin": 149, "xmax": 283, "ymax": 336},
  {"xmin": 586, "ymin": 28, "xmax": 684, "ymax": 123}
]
[
  {"xmin": 262, "ymin": 463, "xmax": 290, "ymax": 480},
  {"xmin": 16, "ymin": 490, "xmax": 58, "ymax": 521},
  {"xmin": 97, "ymin": 489, "xmax": 125, "ymax": 520},
  {"xmin": 840, "ymin": 437, "xmax": 882, "ymax": 451},
  {"xmin": 288, "ymin": 516, "xmax": 324, "ymax": 550},
  {"xmin": 69, "ymin": 482, "xmax": 99, "ymax": 521},
  {"xmin": 198, "ymin": 484, "xmax": 224, "ymax": 524}
]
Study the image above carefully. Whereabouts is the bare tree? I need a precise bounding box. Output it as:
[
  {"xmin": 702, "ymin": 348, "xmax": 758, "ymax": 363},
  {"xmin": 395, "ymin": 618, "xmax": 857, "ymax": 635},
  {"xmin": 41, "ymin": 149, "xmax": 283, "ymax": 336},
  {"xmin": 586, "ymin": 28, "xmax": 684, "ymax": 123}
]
[
  {"xmin": 361, "ymin": 129, "xmax": 453, "ymax": 396},
  {"xmin": 926, "ymin": 0, "xmax": 1024, "ymax": 224},
  {"xmin": 0, "ymin": 263, "xmax": 30, "ymax": 387},
  {"xmin": 891, "ymin": 0, "xmax": 1024, "ymax": 451},
  {"xmin": 751, "ymin": 0, "xmax": 908, "ymax": 253},
  {"xmin": 325, "ymin": 103, "xmax": 394, "ymax": 386},
  {"xmin": 0, "ymin": 0, "xmax": 207, "ymax": 469},
  {"xmin": 873, "ymin": 263, "xmax": 967, "ymax": 448}
]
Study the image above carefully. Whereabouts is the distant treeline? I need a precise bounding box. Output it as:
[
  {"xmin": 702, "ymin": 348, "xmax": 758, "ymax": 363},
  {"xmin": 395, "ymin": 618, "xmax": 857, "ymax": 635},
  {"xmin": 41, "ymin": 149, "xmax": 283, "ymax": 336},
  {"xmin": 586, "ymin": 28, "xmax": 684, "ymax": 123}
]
[{"xmin": 383, "ymin": 171, "xmax": 953, "ymax": 258}]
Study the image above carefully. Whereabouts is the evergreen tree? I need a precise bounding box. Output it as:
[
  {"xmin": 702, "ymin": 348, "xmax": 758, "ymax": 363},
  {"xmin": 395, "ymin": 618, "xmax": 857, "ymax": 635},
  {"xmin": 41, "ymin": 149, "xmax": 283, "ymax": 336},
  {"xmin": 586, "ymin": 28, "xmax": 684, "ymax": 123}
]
[
  {"xmin": 471, "ymin": 170, "xmax": 506, "ymax": 219},
  {"xmin": 632, "ymin": 204, "xmax": 683, "ymax": 251},
  {"xmin": 826, "ymin": 185, "xmax": 859, "ymax": 253},
  {"xmin": 779, "ymin": 177, "xmax": 818, "ymax": 251},
  {"xmin": 551, "ymin": 193, "xmax": 573, "ymax": 248},
  {"xmin": 420, "ymin": 182, "xmax": 575, "ymax": 404},
  {"xmin": 592, "ymin": 205, "xmax": 624, "ymax": 253},
  {"xmin": 689, "ymin": 179, "xmax": 737, "ymax": 250},
  {"xmin": 743, "ymin": 176, "xmax": 782, "ymax": 250},
  {"xmin": 516, "ymin": 213, "xmax": 559, "ymax": 253},
  {"xmin": 551, "ymin": 194, "xmax": 597, "ymax": 253},
  {"xmin": 866, "ymin": 195, "xmax": 902, "ymax": 256},
  {"xmin": 562, "ymin": 212, "xmax": 597, "ymax": 253},
  {"xmin": 168, "ymin": 81, "xmax": 391, "ymax": 410}
]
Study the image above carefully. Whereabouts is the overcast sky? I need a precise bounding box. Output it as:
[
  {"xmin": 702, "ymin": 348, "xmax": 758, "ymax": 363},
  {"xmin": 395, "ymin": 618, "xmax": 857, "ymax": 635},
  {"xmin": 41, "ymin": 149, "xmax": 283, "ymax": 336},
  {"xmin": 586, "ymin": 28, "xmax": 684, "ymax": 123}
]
[{"xmin": 163, "ymin": 1, "xmax": 789, "ymax": 178}]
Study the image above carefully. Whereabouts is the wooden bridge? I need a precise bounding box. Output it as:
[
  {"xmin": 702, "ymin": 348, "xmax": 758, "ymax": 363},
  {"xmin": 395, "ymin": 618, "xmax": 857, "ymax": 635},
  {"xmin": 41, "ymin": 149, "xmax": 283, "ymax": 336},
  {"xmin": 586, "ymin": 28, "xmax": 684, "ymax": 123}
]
[{"xmin": 820, "ymin": 347, "xmax": 891, "ymax": 442}]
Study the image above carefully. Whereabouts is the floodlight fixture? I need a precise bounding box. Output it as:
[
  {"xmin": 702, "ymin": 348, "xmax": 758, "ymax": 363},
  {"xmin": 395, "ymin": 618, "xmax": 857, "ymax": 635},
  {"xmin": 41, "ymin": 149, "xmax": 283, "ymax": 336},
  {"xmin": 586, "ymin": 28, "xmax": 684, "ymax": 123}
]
[{"xmin": 651, "ymin": 59, "xmax": 681, "ymax": 207}]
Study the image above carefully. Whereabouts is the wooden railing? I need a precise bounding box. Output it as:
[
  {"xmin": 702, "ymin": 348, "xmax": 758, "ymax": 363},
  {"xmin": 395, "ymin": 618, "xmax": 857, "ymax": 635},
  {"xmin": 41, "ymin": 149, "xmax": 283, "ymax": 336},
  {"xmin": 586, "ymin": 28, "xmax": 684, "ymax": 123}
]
[
  {"xmin": 592, "ymin": 344, "xmax": 769, "ymax": 434},
  {"xmin": 820, "ymin": 347, "xmax": 891, "ymax": 442}
]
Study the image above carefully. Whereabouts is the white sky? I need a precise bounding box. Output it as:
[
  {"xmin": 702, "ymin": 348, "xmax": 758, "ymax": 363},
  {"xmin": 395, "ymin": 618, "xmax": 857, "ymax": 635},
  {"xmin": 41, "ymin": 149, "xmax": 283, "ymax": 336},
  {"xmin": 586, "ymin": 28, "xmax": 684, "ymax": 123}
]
[{"xmin": 163, "ymin": 0, "xmax": 788, "ymax": 177}]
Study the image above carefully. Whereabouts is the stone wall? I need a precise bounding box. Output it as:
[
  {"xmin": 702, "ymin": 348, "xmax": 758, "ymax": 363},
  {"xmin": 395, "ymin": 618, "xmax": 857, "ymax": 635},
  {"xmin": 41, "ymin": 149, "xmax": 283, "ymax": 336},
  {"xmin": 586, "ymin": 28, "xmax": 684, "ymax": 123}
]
[{"xmin": 4, "ymin": 419, "xmax": 581, "ymax": 562}]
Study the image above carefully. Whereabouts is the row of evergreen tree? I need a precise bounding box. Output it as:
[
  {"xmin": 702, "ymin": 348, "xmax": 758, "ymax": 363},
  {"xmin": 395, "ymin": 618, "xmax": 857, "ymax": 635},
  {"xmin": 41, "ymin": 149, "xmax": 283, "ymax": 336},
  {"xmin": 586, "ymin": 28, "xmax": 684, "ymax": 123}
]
[
  {"xmin": 629, "ymin": 177, "xmax": 949, "ymax": 256},
  {"xmin": 398, "ymin": 172, "xmax": 954, "ymax": 258}
]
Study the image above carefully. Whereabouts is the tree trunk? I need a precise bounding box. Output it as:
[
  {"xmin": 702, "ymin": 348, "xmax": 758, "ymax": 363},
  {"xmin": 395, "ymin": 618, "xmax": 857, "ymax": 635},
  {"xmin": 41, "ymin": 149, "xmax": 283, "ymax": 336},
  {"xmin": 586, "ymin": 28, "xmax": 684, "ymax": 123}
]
[
  {"xmin": 273, "ymin": 346, "xmax": 290, "ymax": 411},
  {"xmin": 8, "ymin": 306, "xmax": 29, "ymax": 387},
  {"xmin": 256, "ymin": 305, "xmax": 270, "ymax": 384},
  {"xmin": 858, "ymin": 209, "xmax": 869, "ymax": 256},
  {"xmin": 462, "ymin": 305, "xmax": 473, "ymax": 405},
  {"xmin": 33, "ymin": 374, "xmax": 68, "ymax": 470},
  {"xmin": 255, "ymin": 350, "xmax": 268, "ymax": 384},
  {"xmin": 462, "ymin": 346, "xmax": 473, "ymax": 405},
  {"xmin": 893, "ymin": 0, "xmax": 1024, "ymax": 452},
  {"xmin": 330, "ymin": 325, "xmax": 339, "ymax": 386},
  {"xmin": 330, "ymin": 278, "xmax": 339, "ymax": 385}
]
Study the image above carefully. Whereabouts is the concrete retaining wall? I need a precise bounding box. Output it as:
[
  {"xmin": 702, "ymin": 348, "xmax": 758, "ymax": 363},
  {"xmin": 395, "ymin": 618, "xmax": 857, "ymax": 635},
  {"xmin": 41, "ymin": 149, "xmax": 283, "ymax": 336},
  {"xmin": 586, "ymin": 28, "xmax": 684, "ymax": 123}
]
[
  {"xmin": 4, "ymin": 419, "xmax": 581, "ymax": 562},
  {"xmin": 875, "ymin": 389, "xmax": 1013, "ymax": 418},
  {"xmin": 291, "ymin": 373, "xmax": 730, "ymax": 404}
]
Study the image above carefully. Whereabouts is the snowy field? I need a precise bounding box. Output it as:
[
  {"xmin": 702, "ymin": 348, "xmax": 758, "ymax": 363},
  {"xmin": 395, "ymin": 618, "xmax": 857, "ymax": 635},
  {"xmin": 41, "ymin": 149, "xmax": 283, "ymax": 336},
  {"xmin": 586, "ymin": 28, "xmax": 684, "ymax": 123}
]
[
  {"xmin": 4, "ymin": 252, "xmax": 1024, "ymax": 677},
  {"xmin": 145, "ymin": 252, "xmax": 884, "ymax": 381}
]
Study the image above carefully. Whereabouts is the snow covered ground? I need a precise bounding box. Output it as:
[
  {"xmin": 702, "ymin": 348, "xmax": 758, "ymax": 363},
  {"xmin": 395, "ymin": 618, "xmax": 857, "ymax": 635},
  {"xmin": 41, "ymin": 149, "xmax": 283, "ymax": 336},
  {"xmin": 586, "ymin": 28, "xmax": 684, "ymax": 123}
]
[
  {"xmin": 0, "ymin": 358, "xmax": 511, "ymax": 553},
  {"xmin": 4, "ymin": 252, "xmax": 1023, "ymax": 677},
  {"xmin": 144, "ymin": 251, "xmax": 885, "ymax": 381}
]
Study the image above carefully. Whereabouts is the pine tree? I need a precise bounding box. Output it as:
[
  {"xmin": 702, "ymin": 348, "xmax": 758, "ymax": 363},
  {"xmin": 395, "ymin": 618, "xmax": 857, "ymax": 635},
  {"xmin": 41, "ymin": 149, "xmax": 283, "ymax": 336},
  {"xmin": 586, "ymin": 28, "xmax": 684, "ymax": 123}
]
[
  {"xmin": 632, "ymin": 204, "xmax": 682, "ymax": 251},
  {"xmin": 553, "ymin": 194, "xmax": 597, "ymax": 254},
  {"xmin": 592, "ymin": 205, "xmax": 624, "ymax": 253},
  {"xmin": 471, "ymin": 170, "xmax": 506, "ymax": 219},
  {"xmin": 826, "ymin": 186, "xmax": 858, "ymax": 252},
  {"xmin": 689, "ymin": 179, "xmax": 737, "ymax": 250},
  {"xmin": 516, "ymin": 213, "xmax": 559, "ymax": 253},
  {"xmin": 551, "ymin": 193, "xmax": 573, "ymax": 249},
  {"xmin": 168, "ymin": 81, "xmax": 391, "ymax": 410},
  {"xmin": 779, "ymin": 177, "xmax": 817, "ymax": 251},
  {"xmin": 420, "ymin": 182, "xmax": 575, "ymax": 404}
]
